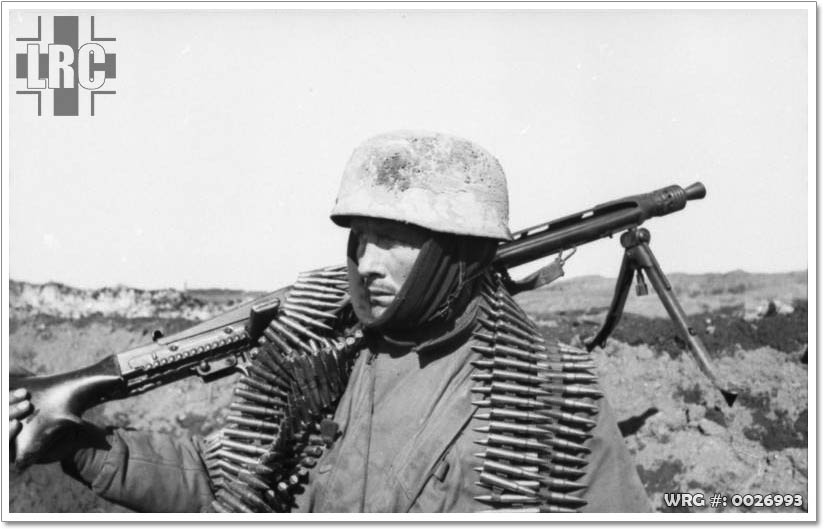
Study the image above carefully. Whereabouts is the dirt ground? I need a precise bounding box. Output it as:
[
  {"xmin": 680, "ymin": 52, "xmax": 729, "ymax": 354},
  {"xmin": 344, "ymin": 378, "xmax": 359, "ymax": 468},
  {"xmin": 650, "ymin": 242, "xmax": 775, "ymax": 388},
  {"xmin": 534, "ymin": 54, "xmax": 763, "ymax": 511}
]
[
  {"xmin": 7, "ymin": 271, "xmax": 809, "ymax": 513},
  {"xmin": 540, "ymin": 304, "xmax": 808, "ymax": 513}
]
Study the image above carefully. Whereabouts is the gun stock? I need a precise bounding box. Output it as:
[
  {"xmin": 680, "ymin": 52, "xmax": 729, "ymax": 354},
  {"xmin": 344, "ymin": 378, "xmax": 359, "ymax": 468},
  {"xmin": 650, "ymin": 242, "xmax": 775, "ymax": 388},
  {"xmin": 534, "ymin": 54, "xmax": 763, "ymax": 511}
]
[{"xmin": 10, "ymin": 356, "xmax": 124, "ymax": 467}]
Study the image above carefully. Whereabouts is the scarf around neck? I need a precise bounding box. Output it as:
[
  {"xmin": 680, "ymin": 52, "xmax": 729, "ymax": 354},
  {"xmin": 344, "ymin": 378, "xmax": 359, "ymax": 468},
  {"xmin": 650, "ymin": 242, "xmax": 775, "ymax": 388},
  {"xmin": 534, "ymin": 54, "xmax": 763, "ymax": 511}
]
[{"xmin": 346, "ymin": 227, "xmax": 498, "ymax": 342}]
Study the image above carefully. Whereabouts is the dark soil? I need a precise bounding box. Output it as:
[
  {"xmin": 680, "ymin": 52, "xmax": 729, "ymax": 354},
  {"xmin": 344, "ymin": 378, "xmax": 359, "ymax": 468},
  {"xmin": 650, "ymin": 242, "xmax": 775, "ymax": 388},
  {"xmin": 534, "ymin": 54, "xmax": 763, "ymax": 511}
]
[
  {"xmin": 739, "ymin": 392, "xmax": 807, "ymax": 451},
  {"xmin": 636, "ymin": 459, "xmax": 685, "ymax": 495},
  {"xmin": 539, "ymin": 299, "xmax": 809, "ymax": 458},
  {"xmin": 538, "ymin": 299, "xmax": 807, "ymax": 359},
  {"xmin": 675, "ymin": 383, "xmax": 704, "ymax": 404},
  {"xmin": 618, "ymin": 407, "xmax": 659, "ymax": 437},
  {"xmin": 704, "ymin": 407, "xmax": 727, "ymax": 427}
]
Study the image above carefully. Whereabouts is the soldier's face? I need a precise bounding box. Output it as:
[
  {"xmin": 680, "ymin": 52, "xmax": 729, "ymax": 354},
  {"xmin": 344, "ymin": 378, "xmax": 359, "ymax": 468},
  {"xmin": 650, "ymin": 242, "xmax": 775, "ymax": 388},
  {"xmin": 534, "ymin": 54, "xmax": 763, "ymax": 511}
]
[{"xmin": 350, "ymin": 218, "xmax": 427, "ymax": 319}]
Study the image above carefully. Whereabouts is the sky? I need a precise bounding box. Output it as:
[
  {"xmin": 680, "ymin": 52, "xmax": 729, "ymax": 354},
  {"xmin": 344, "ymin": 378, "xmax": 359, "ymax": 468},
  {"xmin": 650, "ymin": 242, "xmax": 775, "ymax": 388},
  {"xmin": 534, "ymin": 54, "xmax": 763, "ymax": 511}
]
[{"xmin": 7, "ymin": 7, "xmax": 810, "ymax": 291}]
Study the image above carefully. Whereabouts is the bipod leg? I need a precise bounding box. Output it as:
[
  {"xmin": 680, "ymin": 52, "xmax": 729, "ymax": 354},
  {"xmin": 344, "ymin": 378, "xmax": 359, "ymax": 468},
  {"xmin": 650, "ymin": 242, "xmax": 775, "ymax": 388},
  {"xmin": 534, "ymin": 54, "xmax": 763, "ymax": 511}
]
[
  {"xmin": 585, "ymin": 248, "xmax": 636, "ymax": 352},
  {"xmin": 625, "ymin": 229, "xmax": 740, "ymax": 406}
]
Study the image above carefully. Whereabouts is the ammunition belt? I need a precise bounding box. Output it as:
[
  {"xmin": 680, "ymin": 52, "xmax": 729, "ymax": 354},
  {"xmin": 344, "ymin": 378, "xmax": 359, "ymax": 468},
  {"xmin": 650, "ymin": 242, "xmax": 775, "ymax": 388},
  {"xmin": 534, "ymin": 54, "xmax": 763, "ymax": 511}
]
[
  {"xmin": 199, "ymin": 268, "xmax": 599, "ymax": 513},
  {"xmin": 471, "ymin": 272, "xmax": 600, "ymax": 513},
  {"xmin": 200, "ymin": 266, "xmax": 363, "ymax": 513}
]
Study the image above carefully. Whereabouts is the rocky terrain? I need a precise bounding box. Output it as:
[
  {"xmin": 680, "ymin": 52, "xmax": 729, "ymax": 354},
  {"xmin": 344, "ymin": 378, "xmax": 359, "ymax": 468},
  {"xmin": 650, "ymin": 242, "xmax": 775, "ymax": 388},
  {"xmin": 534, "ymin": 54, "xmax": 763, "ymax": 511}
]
[
  {"xmin": 10, "ymin": 280, "xmax": 262, "ymax": 321},
  {"xmin": 7, "ymin": 271, "xmax": 809, "ymax": 513}
]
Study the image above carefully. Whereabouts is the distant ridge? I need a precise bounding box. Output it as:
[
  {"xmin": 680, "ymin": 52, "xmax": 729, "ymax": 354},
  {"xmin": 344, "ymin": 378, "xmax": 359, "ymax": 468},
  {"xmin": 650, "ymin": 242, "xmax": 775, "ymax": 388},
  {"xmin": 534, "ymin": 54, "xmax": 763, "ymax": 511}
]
[
  {"xmin": 9, "ymin": 280, "xmax": 264, "ymax": 321},
  {"xmin": 515, "ymin": 269, "xmax": 807, "ymax": 316},
  {"xmin": 545, "ymin": 270, "xmax": 807, "ymax": 292},
  {"xmin": 9, "ymin": 270, "xmax": 806, "ymax": 320}
]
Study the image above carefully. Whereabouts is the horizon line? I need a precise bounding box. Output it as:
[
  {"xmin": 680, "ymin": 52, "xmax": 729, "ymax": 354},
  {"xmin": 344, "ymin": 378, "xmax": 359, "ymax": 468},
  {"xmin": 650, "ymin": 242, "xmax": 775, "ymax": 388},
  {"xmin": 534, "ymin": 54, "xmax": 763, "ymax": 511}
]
[{"xmin": 8, "ymin": 268, "xmax": 809, "ymax": 294}]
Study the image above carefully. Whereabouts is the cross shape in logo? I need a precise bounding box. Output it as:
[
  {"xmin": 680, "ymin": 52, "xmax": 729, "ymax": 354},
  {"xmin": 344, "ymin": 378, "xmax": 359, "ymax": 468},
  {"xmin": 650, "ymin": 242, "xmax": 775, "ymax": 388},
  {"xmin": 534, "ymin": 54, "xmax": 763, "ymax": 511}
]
[{"xmin": 15, "ymin": 16, "xmax": 117, "ymax": 116}]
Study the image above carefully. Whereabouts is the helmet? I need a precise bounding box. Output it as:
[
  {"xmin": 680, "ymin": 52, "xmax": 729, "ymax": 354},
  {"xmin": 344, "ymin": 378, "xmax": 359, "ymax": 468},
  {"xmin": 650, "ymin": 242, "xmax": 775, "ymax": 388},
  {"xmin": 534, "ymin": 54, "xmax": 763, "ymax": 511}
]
[{"xmin": 330, "ymin": 130, "xmax": 512, "ymax": 240}]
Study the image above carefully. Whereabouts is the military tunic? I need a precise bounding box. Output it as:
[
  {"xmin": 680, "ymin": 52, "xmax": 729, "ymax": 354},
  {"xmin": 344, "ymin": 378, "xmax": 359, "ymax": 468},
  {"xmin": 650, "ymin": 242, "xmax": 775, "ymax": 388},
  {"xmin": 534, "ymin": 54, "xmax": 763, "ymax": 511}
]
[{"xmin": 292, "ymin": 314, "xmax": 651, "ymax": 512}]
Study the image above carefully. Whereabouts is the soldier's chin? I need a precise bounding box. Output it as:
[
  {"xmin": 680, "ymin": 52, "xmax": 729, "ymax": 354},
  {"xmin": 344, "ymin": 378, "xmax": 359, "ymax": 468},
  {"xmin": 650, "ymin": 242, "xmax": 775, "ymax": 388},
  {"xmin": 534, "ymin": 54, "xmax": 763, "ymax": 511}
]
[
  {"xmin": 368, "ymin": 297, "xmax": 398, "ymax": 319},
  {"xmin": 366, "ymin": 294, "xmax": 395, "ymax": 320},
  {"xmin": 369, "ymin": 304, "xmax": 388, "ymax": 319}
]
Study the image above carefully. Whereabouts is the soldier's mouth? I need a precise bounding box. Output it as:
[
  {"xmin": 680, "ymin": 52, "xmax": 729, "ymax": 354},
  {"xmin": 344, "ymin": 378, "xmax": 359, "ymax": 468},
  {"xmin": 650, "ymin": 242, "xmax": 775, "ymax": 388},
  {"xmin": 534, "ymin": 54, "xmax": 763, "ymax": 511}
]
[{"xmin": 367, "ymin": 289, "xmax": 395, "ymax": 305}]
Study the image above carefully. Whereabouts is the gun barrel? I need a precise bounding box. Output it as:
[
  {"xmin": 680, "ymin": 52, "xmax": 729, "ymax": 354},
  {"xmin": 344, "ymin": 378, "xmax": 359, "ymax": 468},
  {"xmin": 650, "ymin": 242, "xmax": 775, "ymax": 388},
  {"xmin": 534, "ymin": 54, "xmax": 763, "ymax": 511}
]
[
  {"xmin": 494, "ymin": 182, "xmax": 705, "ymax": 269},
  {"xmin": 684, "ymin": 182, "xmax": 706, "ymax": 201}
]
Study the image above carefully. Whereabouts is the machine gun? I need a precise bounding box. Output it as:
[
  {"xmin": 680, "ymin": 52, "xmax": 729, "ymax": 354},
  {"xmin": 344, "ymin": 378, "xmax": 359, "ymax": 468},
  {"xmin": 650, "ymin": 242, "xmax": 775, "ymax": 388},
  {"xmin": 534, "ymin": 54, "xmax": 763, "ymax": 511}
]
[
  {"xmin": 495, "ymin": 181, "xmax": 738, "ymax": 406},
  {"xmin": 10, "ymin": 182, "xmax": 738, "ymax": 467}
]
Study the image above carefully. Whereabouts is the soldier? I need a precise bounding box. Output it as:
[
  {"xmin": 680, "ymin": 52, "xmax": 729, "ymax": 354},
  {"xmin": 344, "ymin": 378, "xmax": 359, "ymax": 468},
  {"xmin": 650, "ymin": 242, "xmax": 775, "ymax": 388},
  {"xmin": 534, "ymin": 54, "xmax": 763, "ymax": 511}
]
[{"xmin": 10, "ymin": 130, "xmax": 651, "ymax": 512}]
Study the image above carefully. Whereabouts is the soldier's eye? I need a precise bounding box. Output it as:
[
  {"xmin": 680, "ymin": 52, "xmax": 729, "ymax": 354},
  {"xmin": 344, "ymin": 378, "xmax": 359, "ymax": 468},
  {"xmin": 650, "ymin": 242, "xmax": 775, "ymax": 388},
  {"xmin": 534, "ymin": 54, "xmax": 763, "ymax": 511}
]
[{"xmin": 376, "ymin": 233, "xmax": 402, "ymax": 248}]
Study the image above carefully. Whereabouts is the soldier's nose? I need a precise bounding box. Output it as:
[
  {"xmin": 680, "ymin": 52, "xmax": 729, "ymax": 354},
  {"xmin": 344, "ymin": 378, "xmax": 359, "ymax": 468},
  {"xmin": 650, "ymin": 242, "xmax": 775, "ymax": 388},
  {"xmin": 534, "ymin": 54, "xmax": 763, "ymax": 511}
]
[{"xmin": 357, "ymin": 241, "xmax": 386, "ymax": 279}]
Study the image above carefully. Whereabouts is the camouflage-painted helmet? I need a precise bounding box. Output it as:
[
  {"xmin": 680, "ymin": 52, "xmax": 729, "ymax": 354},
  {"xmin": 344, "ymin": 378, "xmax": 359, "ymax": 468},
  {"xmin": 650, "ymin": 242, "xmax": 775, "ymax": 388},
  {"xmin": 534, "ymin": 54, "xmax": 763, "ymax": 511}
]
[{"xmin": 330, "ymin": 130, "xmax": 512, "ymax": 240}]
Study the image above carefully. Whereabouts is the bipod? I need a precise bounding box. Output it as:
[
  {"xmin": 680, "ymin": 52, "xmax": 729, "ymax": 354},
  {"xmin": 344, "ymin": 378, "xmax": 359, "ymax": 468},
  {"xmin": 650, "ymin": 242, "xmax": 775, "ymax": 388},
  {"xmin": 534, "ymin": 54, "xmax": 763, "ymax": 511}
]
[{"xmin": 585, "ymin": 228, "xmax": 739, "ymax": 406}]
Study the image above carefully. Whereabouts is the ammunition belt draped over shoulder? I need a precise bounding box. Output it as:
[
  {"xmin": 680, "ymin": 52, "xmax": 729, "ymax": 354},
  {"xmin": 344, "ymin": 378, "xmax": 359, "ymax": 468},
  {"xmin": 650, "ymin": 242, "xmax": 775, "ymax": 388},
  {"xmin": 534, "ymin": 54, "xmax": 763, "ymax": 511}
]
[
  {"xmin": 200, "ymin": 266, "xmax": 362, "ymax": 513},
  {"xmin": 470, "ymin": 272, "xmax": 599, "ymax": 513},
  {"xmin": 199, "ymin": 268, "xmax": 600, "ymax": 513}
]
